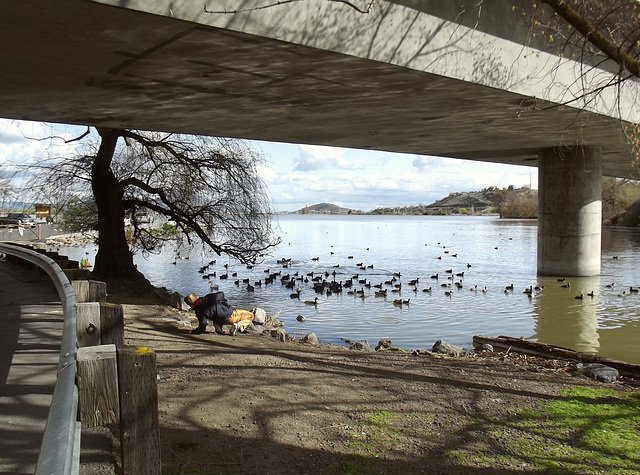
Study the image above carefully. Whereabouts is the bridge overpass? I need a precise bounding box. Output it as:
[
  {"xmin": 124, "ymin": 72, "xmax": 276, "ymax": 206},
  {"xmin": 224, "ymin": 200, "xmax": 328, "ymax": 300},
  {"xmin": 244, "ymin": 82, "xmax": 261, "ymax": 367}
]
[{"xmin": 1, "ymin": 0, "xmax": 639, "ymax": 276}]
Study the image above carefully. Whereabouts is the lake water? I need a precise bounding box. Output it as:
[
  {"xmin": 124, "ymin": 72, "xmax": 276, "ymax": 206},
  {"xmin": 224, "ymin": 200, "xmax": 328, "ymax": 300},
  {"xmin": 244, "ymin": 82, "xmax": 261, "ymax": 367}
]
[{"xmin": 57, "ymin": 215, "xmax": 640, "ymax": 364}]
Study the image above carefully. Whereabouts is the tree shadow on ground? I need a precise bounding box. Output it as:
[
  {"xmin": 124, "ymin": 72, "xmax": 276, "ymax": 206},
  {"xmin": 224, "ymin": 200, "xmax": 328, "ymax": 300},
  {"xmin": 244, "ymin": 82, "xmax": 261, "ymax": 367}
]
[{"xmin": 118, "ymin": 316, "xmax": 627, "ymax": 475}]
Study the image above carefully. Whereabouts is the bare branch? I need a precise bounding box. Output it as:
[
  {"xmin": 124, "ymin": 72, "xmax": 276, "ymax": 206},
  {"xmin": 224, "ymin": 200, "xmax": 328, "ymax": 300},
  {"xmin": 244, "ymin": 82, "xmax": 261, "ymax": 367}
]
[
  {"xmin": 63, "ymin": 126, "xmax": 91, "ymax": 144},
  {"xmin": 542, "ymin": 0, "xmax": 640, "ymax": 78},
  {"xmin": 203, "ymin": 0, "xmax": 375, "ymax": 15}
]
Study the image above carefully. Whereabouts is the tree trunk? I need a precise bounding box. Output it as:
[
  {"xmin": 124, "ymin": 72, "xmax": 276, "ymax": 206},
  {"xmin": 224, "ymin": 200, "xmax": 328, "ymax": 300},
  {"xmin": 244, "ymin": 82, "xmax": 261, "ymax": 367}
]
[{"xmin": 92, "ymin": 128, "xmax": 146, "ymax": 281}]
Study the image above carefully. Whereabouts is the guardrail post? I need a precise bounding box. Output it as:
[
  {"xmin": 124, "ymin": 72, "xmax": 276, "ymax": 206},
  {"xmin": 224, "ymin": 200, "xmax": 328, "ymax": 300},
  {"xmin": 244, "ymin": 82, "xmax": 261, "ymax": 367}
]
[
  {"xmin": 77, "ymin": 344, "xmax": 120, "ymax": 428},
  {"xmin": 100, "ymin": 303, "xmax": 125, "ymax": 346},
  {"xmin": 77, "ymin": 302, "xmax": 102, "ymax": 348},
  {"xmin": 72, "ymin": 280, "xmax": 107, "ymax": 303},
  {"xmin": 76, "ymin": 301, "xmax": 124, "ymax": 348},
  {"xmin": 117, "ymin": 346, "xmax": 161, "ymax": 475}
]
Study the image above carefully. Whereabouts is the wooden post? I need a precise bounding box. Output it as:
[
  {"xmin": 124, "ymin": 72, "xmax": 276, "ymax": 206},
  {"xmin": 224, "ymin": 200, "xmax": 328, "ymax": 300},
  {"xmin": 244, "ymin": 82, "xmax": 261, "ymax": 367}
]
[
  {"xmin": 76, "ymin": 302, "xmax": 101, "ymax": 348},
  {"xmin": 100, "ymin": 303, "xmax": 124, "ymax": 346},
  {"xmin": 76, "ymin": 302, "xmax": 124, "ymax": 348},
  {"xmin": 76, "ymin": 344, "xmax": 120, "ymax": 428},
  {"xmin": 117, "ymin": 346, "xmax": 161, "ymax": 475},
  {"xmin": 73, "ymin": 280, "xmax": 90, "ymax": 303},
  {"xmin": 72, "ymin": 280, "xmax": 107, "ymax": 303}
]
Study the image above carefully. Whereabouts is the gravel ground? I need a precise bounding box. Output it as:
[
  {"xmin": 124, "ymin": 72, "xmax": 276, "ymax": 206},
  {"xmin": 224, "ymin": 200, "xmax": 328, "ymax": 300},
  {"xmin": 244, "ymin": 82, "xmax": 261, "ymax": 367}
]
[{"xmin": 79, "ymin": 298, "xmax": 637, "ymax": 475}]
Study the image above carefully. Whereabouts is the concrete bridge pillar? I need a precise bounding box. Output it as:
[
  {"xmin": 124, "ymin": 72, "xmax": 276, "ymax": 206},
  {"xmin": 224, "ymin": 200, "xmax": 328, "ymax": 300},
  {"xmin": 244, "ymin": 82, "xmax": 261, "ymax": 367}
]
[{"xmin": 537, "ymin": 145, "xmax": 602, "ymax": 276}]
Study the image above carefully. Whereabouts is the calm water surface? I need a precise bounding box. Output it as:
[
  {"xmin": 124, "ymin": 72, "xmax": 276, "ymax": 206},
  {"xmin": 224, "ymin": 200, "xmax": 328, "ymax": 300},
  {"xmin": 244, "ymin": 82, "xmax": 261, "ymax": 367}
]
[{"xmin": 59, "ymin": 215, "xmax": 640, "ymax": 364}]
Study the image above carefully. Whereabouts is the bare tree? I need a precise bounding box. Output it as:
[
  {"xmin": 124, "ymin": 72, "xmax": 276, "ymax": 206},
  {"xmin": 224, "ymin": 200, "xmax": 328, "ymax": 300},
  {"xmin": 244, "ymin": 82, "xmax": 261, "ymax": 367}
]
[
  {"xmin": 0, "ymin": 166, "xmax": 32, "ymax": 213},
  {"xmin": 602, "ymin": 176, "xmax": 640, "ymax": 220},
  {"xmin": 0, "ymin": 167, "xmax": 12, "ymax": 211},
  {"xmin": 29, "ymin": 128, "xmax": 278, "ymax": 282}
]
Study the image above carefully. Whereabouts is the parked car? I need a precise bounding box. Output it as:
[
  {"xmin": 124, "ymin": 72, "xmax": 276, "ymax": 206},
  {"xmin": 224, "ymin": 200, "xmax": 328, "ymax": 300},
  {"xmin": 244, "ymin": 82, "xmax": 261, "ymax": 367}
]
[{"xmin": 0, "ymin": 212, "xmax": 35, "ymax": 226}]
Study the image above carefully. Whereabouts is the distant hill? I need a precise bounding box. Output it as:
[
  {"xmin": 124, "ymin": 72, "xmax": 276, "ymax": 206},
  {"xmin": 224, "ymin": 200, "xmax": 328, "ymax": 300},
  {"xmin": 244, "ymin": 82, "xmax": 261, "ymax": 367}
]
[
  {"xmin": 293, "ymin": 188, "xmax": 535, "ymax": 217},
  {"xmin": 425, "ymin": 187, "xmax": 499, "ymax": 210},
  {"xmin": 292, "ymin": 202, "xmax": 356, "ymax": 214},
  {"xmin": 370, "ymin": 186, "xmax": 536, "ymax": 216}
]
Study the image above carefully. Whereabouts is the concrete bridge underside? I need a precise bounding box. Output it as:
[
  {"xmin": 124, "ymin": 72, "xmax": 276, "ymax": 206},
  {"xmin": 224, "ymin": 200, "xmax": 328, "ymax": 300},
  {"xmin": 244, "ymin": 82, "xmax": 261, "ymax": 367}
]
[{"xmin": 1, "ymin": 0, "xmax": 638, "ymax": 276}]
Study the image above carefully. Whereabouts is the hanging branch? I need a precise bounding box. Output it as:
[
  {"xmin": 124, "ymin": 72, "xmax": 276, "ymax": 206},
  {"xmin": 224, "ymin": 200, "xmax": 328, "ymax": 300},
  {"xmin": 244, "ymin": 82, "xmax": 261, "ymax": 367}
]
[
  {"xmin": 63, "ymin": 127, "xmax": 92, "ymax": 144},
  {"xmin": 204, "ymin": 0, "xmax": 375, "ymax": 15},
  {"xmin": 542, "ymin": 0, "xmax": 640, "ymax": 79},
  {"xmin": 23, "ymin": 126, "xmax": 92, "ymax": 145}
]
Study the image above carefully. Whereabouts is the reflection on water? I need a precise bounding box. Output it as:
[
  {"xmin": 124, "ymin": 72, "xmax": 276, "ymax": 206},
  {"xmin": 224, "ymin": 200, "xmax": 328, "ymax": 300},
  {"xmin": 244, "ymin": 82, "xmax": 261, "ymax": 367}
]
[
  {"xmin": 532, "ymin": 276, "xmax": 600, "ymax": 354},
  {"xmin": 54, "ymin": 215, "xmax": 640, "ymax": 364}
]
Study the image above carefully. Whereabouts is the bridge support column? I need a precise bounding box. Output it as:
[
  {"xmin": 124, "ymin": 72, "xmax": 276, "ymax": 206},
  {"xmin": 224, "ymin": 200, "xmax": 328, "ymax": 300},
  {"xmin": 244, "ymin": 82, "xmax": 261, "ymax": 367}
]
[{"xmin": 537, "ymin": 145, "xmax": 602, "ymax": 276}]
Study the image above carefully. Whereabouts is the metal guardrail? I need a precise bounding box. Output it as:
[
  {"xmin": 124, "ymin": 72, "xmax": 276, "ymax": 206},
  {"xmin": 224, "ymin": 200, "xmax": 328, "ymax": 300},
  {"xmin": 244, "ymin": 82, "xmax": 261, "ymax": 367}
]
[{"xmin": 0, "ymin": 243, "xmax": 79, "ymax": 474}]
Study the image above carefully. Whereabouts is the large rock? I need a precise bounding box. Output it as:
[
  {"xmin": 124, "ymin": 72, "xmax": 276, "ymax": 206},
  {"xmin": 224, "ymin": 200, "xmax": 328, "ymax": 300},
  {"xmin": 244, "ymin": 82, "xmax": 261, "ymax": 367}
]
[
  {"xmin": 350, "ymin": 340, "xmax": 374, "ymax": 352},
  {"xmin": 432, "ymin": 339, "xmax": 464, "ymax": 356},
  {"xmin": 245, "ymin": 323, "xmax": 263, "ymax": 334},
  {"xmin": 270, "ymin": 328, "xmax": 288, "ymax": 342},
  {"xmin": 575, "ymin": 363, "xmax": 619, "ymax": 383},
  {"xmin": 475, "ymin": 343, "xmax": 494, "ymax": 353},
  {"xmin": 301, "ymin": 332, "xmax": 319, "ymax": 345},
  {"xmin": 252, "ymin": 307, "xmax": 267, "ymax": 325}
]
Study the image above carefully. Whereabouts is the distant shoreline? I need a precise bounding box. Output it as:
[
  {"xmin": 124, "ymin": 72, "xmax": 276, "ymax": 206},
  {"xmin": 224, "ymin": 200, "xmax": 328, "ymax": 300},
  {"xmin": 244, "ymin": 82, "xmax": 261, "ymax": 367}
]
[{"xmin": 277, "ymin": 210, "xmax": 502, "ymax": 216}]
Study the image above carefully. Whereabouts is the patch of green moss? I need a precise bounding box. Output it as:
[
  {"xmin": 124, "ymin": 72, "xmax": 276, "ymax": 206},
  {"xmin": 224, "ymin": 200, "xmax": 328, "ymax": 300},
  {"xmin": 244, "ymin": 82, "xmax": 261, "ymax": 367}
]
[{"xmin": 505, "ymin": 387, "xmax": 640, "ymax": 473}]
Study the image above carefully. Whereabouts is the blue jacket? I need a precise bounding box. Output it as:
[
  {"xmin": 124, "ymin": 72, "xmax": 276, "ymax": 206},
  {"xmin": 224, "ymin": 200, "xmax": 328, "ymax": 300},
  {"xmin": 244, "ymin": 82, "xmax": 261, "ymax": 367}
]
[{"xmin": 194, "ymin": 292, "xmax": 234, "ymax": 326}]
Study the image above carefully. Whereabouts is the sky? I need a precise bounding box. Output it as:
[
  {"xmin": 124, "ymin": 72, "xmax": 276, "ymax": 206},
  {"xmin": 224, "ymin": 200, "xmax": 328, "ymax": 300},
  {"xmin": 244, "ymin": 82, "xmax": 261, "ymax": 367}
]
[{"xmin": 0, "ymin": 119, "xmax": 538, "ymax": 213}]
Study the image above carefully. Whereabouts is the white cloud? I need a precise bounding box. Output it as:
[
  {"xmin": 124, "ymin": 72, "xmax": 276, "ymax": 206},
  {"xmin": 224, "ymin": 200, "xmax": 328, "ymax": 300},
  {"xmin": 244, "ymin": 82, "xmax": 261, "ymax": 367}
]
[
  {"xmin": 256, "ymin": 164, "xmax": 276, "ymax": 182},
  {"xmin": 0, "ymin": 124, "xmax": 538, "ymax": 213},
  {"xmin": 266, "ymin": 156, "xmax": 523, "ymax": 211},
  {"xmin": 293, "ymin": 144, "xmax": 385, "ymax": 171},
  {"xmin": 0, "ymin": 120, "xmax": 90, "ymax": 170},
  {"xmin": 293, "ymin": 145, "xmax": 342, "ymax": 171},
  {"xmin": 413, "ymin": 155, "xmax": 465, "ymax": 172}
]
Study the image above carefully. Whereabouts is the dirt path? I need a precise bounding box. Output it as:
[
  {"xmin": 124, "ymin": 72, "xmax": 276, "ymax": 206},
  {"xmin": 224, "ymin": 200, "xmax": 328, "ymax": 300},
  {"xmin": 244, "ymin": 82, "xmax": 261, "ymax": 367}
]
[{"xmin": 114, "ymin": 300, "xmax": 637, "ymax": 474}]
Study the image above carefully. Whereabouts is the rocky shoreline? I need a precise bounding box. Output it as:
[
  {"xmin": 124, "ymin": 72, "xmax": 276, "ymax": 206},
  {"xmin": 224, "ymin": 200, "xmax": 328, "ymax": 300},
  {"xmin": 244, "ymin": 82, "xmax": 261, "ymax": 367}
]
[{"xmin": 124, "ymin": 284, "xmax": 632, "ymax": 386}]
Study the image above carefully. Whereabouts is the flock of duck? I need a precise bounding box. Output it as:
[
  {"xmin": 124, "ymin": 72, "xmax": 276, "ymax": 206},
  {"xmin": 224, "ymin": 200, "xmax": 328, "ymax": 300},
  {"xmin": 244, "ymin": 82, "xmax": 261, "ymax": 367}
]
[{"xmin": 193, "ymin": 242, "xmax": 633, "ymax": 309}]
